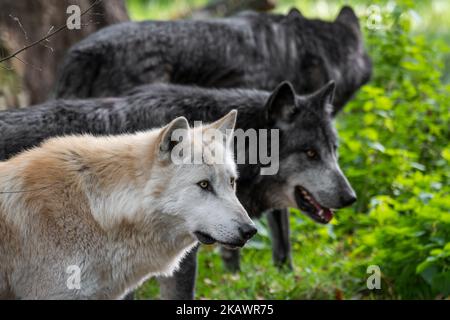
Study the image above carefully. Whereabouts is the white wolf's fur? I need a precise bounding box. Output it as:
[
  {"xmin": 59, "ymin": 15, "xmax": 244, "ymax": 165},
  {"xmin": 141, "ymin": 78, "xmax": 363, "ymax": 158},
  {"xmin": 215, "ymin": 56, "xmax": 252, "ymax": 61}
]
[{"xmin": 0, "ymin": 110, "xmax": 253, "ymax": 299}]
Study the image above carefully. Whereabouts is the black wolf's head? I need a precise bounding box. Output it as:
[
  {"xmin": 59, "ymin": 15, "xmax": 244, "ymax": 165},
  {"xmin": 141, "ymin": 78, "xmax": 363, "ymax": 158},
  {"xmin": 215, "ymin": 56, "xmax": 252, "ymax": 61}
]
[
  {"xmin": 286, "ymin": 6, "xmax": 372, "ymax": 112},
  {"xmin": 258, "ymin": 81, "xmax": 356, "ymax": 223}
]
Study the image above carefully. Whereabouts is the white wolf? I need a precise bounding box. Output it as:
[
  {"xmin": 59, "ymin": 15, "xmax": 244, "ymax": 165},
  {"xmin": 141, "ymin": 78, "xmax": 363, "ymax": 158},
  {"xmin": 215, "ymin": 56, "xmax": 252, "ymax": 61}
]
[{"xmin": 0, "ymin": 110, "xmax": 256, "ymax": 299}]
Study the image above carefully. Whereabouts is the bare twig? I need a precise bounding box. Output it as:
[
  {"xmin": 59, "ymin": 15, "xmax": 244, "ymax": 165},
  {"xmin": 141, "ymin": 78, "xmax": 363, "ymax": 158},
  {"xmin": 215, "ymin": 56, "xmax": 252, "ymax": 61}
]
[
  {"xmin": 0, "ymin": 64, "xmax": 13, "ymax": 71},
  {"xmin": 13, "ymin": 55, "xmax": 43, "ymax": 72},
  {"xmin": 9, "ymin": 14, "xmax": 29, "ymax": 41},
  {"xmin": 0, "ymin": 0, "xmax": 102, "ymax": 64},
  {"xmin": 39, "ymin": 26, "xmax": 56, "ymax": 53}
]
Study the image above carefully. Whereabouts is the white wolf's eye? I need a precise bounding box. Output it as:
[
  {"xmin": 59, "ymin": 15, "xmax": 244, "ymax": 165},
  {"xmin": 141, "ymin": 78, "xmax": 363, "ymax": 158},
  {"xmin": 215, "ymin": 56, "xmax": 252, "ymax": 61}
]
[
  {"xmin": 198, "ymin": 180, "xmax": 210, "ymax": 190},
  {"xmin": 230, "ymin": 177, "xmax": 235, "ymax": 188}
]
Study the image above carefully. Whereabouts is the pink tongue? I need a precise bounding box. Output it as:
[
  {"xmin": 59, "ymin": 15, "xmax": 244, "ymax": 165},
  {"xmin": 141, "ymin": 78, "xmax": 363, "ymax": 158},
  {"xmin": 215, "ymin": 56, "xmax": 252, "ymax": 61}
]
[
  {"xmin": 311, "ymin": 200, "xmax": 327, "ymax": 211},
  {"xmin": 323, "ymin": 209, "xmax": 333, "ymax": 222},
  {"xmin": 306, "ymin": 191, "xmax": 334, "ymax": 222},
  {"xmin": 312, "ymin": 200, "xmax": 322, "ymax": 211}
]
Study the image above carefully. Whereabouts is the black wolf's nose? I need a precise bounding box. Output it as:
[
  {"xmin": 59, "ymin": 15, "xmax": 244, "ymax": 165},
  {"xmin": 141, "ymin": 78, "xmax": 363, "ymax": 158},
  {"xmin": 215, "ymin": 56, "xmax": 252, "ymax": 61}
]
[
  {"xmin": 341, "ymin": 193, "xmax": 357, "ymax": 207},
  {"xmin": 239, "ymin": 224, "xmax": 257, "ymax": 240}
]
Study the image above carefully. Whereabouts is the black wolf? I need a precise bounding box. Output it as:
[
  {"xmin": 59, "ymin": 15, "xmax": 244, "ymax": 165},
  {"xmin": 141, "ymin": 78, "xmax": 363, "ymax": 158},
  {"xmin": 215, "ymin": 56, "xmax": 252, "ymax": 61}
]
[
  {"xmin": 0, "ymin": 82, "xmax": 355, "ymax": 299},
  {"xmin": 54, "ymin": 7, "xmax": 371, "ymax": 112}
]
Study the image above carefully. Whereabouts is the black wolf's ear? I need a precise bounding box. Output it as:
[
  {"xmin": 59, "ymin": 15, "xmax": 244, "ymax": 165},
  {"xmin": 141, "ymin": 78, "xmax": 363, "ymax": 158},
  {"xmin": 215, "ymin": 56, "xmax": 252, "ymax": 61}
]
[
  {"xmin": 308, "ymin": 81, "xmax": 336, "ymax": 116},
  {"xmin": 336, "ymin": 6, "xmax": 360, "ymax": 29},
  {"xmin": 266, "ymin": 81, "xmax": 297, "ymax": 123},
  {"xmin": 158, "ymin": 116, "xmax": 189, "ymax": 159},
  {"xmin": 208, "ymin": 110, "xmax": 237, "ymax": 145},
  {"xmin": 287, "ymin": 8, "xmax": 303, "ymax": 19}
]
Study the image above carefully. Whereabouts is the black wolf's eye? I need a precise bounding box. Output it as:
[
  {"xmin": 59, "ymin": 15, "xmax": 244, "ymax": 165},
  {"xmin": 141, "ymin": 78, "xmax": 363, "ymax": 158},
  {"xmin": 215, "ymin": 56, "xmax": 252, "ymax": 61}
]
[
  {"xmin": 198, "ymin": 180, "xmax": 210, "ymax": 190},
  {"xmin": 230, "ymin": 177, "xmax": 235, "ymax": 188},
  {"xmin": 306, "ymin": 149, "xmax": 318, "ymax": 160}
]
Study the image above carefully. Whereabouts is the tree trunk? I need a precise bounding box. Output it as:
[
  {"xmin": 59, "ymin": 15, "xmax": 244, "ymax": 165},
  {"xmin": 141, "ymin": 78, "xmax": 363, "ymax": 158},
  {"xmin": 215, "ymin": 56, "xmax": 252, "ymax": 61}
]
[{"xmin": 0, "ymin": 0, "xmax": 129, "ymax": 106}]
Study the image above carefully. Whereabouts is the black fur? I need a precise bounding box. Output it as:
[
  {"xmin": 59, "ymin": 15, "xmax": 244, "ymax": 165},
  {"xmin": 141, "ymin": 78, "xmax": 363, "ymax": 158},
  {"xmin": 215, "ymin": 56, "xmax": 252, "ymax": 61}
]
[{"xmin": 54, "ymin": 8, "xmax": 371, "ymax": 111}]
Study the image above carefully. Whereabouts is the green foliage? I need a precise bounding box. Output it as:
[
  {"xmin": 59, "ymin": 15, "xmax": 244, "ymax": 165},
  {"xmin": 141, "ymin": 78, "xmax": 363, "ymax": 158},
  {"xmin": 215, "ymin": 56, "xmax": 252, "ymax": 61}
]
[
  {"xmin": 334, "ymin": 0, "xmax": 450, "ymax": 299},
  {"xmin": 133, "ymin": 0, "xmax": 450, "ymax": 299},
  {"xmin": 125, "ymin": 0, "xmax": 207, "ymax": 20}
]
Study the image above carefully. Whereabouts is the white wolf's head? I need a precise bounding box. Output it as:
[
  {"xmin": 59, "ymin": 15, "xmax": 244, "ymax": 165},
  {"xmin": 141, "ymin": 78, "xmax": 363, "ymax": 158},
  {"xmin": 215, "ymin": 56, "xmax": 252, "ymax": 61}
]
[{"xmin": 153, "ymin": 110, "xmax": 257, "ymax": 248}]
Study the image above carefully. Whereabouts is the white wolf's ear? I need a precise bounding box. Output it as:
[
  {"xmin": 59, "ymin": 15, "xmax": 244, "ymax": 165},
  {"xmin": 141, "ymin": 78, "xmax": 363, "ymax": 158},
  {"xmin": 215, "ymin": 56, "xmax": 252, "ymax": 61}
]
[
  {"xmin": 207, "ymin": 110, "xmax": 237, "ymax": 146},
  {"xmin": 308, "ymin": 80, "xmax": 336, "ymax": 115},
  {"xmin": 158, "ymin": 116, "xmax": 190, "ymax": 160},
  {"xmin": 336, "ymin": 6, "xmax": 360, "ymax": 29},
  {"xmin": 266, "ymin": 81, "xmax": 297, "ymax": 123}
]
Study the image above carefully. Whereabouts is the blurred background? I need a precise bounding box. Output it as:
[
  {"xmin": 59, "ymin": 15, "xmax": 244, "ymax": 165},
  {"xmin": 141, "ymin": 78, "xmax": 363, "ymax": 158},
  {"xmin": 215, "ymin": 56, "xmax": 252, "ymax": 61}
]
[{"xmin": 1, "ymin": 0, "xmax": 449, "ymax": 299}]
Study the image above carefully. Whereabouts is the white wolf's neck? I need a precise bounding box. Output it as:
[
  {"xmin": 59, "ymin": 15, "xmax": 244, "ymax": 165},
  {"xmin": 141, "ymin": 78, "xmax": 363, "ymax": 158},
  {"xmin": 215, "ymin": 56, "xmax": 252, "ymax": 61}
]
[
  {"xmin": 103, "ymin": 215, "xmax": 197, "ymax": 299},
  {"xmin": 89, "ymin": 200, "xmax": 197, "ymax": 299}
]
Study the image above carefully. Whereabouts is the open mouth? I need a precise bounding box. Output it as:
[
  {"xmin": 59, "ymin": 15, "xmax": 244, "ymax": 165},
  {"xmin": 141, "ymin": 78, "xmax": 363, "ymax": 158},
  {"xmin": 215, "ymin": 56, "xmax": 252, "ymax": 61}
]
[
  {"xmin": 294, "ymin": 186, "xmax": 334, "ymax": 224},
  {"xmin": 194, "ymin": 231, "xmax": 245, "ymax": 249}
]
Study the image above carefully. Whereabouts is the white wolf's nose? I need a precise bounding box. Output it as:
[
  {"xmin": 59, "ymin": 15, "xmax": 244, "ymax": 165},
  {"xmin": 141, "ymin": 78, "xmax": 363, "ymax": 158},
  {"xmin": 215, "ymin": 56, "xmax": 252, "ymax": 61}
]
[{"xmin": 239, "ymin": 223, "xmax": 257, "ymax": 240}]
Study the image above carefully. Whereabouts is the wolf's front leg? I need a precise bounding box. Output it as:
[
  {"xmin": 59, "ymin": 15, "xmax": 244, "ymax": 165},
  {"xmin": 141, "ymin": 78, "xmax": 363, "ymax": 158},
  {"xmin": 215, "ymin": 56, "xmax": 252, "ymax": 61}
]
[
  {"xmin": 220, "ymin": 246, "xmax": 241, "ymax": 272},
  {"xmin": 157, "ymin": 244, "xmax": 199, "ymax": 300},
  {"xmin": 267, "ymin": 208, "xmax": 293, "ymax": 269}
]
